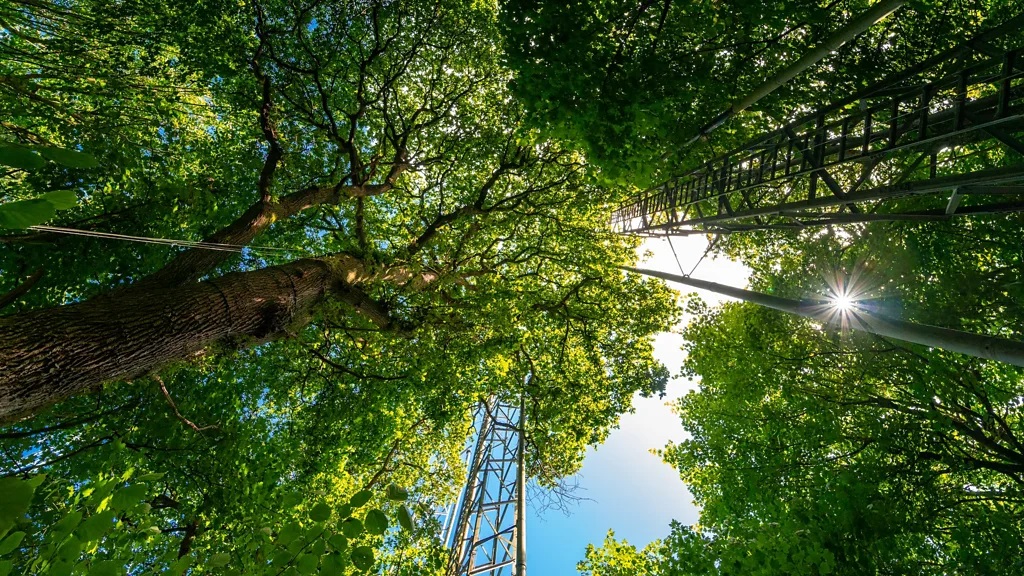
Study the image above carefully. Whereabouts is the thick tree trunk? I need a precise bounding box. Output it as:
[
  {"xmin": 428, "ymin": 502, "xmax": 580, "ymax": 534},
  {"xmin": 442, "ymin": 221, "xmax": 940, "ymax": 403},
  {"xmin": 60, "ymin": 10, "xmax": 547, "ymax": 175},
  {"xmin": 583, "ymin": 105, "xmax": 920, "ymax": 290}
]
[{"xmin": 0, "ymin": 259, "xmax": 335, "ymax": 424}]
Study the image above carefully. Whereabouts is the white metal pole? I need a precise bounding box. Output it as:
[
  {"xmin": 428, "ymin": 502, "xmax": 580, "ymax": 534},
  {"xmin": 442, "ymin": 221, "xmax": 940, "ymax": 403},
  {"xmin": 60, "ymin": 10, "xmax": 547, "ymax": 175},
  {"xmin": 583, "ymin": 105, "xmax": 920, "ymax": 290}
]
[
  {"xmin": 685, "ymin": 0, "xmax": 906, "ymax": 145},
  {"xmin": 627, "ymin": 267, "xmax": 1024, "ymax": 368},
  {"xmin": 514, "ymin": 393, "xmax": 527, "ymax": 576}
]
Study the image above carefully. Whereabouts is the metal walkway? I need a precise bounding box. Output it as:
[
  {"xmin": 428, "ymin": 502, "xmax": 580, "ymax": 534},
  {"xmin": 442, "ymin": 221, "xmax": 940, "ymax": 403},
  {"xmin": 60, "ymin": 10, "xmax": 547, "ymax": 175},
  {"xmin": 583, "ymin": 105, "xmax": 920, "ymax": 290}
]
[{"xmin": 612, "ymin": 19, "xmax": 1024, "ymax": 236}]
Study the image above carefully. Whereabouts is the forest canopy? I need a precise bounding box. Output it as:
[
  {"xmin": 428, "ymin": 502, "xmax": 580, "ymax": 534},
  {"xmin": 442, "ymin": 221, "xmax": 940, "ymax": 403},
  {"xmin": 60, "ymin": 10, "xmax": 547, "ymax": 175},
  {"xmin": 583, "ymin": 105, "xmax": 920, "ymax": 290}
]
[
  {"xmin": 2, "ymin": 0, "xmax": 1024, "ymax": 574},
  {"xmin": 522, "ymin": 0, "xmax": 1024, "ymax": 574},
  {"xmin": 0, "ymin": 0, "xmax": 675, "ymax": 573}
]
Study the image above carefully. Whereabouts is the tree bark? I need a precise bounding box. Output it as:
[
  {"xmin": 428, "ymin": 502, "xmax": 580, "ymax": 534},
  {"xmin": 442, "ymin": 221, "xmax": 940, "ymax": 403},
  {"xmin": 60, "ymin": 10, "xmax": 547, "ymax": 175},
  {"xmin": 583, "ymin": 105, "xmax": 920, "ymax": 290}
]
[{"xmin": 0, "ymin": 258, "xmax": 337, "ymax": 424}]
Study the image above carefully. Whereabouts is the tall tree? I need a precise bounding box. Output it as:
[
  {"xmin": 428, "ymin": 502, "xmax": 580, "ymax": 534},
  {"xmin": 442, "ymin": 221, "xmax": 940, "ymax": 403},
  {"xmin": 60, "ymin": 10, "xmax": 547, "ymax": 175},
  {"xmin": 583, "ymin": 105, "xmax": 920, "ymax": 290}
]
[
  {"xmin": 580, "ymin": 213, "xmax": 1024, "ymax": 574},
  {"xmin": 0, "ymin": 0, "xmax": 674, "ymax": 429},
  {"xmin": 0, "ymin": 0, "xmax": 675, "ymax": 572}
]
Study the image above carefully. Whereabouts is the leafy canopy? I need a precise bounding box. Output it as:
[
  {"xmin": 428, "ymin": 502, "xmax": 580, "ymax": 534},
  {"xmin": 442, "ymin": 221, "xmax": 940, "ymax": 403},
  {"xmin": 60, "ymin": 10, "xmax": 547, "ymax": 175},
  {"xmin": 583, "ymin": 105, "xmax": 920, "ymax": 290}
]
[{"xmin": 0, "ymin": 0, "xmax": 676, "ymax": 573}]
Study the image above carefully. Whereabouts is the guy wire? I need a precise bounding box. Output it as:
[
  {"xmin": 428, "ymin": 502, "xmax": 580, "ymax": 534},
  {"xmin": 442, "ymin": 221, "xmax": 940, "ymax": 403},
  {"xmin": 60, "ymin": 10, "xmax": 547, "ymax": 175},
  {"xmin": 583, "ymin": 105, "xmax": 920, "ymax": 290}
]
[{"xmin": 27, "ymin": 225, "xmax": 301, "ymax": 254}]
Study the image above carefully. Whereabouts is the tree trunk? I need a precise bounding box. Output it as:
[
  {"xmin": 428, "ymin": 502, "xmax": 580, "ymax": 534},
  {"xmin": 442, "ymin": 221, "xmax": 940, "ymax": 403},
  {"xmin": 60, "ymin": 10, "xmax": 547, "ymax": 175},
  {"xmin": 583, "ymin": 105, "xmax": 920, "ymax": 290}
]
[{"xmin": 0, "ymin": 259, "xmax": 335, "ymax": 424}]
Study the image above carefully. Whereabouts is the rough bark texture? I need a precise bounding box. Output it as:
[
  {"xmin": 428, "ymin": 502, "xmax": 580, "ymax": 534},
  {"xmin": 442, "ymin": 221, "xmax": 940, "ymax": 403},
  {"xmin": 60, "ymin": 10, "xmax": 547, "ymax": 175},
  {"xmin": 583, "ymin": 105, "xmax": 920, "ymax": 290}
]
[{"xmin": 0, "ymin": 258, "xmax": 335, "ymax": 424}]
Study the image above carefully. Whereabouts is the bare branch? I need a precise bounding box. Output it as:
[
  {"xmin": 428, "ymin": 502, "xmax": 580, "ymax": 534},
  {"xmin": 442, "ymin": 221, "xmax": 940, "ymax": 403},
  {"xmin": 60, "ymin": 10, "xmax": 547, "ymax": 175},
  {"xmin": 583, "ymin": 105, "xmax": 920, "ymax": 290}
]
[
  {"xmin": 154, "ymin": 374, "xmax": 216, "ymax": 434},
  {"xmin": 0, "ymin": 267, "xmax": 44, "ymax": 311}
]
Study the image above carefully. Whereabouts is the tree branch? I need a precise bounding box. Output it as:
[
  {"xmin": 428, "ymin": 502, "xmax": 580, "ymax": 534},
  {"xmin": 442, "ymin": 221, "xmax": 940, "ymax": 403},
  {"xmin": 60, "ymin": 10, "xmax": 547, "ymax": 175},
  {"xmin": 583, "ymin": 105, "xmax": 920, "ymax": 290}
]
[
  {"xmin": 144, "ymin": 175, "xmax": 407, "ymax": 287},
  {"xmin": 154, "ymin": 374, "xmax": 216, "ymax": 434},
  {"xmin": 0, "ymin": 267, "xmax": 44, "ymax": 311},
  {"xmin": 251, "ymin": 48, "xmax": 283, "ymax": 204}
]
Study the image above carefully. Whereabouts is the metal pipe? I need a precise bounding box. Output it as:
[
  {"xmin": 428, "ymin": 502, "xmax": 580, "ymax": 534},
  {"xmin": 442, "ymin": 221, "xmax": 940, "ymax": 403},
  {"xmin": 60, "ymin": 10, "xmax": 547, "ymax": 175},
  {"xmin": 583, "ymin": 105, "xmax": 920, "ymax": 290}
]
[
  {"xmin": 735, "ymin": 0, "xmax": 906, "ymax": 113},
  {"xmin": 685, "ymin": 0, "xmax": 906, "ymax": 146},
  {"xmin": 447, "ymin": 400, "xmax": 494, "ymax": 575},
  {"xmin": 626, "ymin": 267, "xmax": 1024, "ymax": 368},
  {"xmin": 514, "ymin": 393, "xmax": 527, "ymax": 576}
]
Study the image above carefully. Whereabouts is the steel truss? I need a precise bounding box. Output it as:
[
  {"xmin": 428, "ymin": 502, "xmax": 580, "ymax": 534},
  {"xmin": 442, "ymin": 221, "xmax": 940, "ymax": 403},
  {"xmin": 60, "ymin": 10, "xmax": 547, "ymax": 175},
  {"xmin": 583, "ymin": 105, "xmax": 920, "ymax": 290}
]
[
  {"xmin": 612, "ymin": 18, "xmax": 1024, "ymax": 236},
  {"xmin": 444, "ymin": 398, "xmax": 525, "ymax": 576}
]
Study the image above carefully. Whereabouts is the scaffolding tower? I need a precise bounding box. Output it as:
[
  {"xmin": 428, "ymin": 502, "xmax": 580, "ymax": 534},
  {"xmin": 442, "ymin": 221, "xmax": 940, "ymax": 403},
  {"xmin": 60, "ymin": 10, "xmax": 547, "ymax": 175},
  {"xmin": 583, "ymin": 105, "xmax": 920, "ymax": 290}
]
[
  {"xmin": 612, "ymin": 17, "xmax": 1024, "ymax": 236},
  {"xmin": 442, "ymin": 398, "xmax": 527, "ymax": 576}
]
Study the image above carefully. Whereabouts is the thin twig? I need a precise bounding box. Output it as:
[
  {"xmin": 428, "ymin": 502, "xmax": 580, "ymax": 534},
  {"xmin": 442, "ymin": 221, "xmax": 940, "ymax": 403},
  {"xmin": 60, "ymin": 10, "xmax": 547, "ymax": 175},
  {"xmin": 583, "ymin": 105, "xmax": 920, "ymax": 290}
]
[{"xmin": 154, "ymin": 375, "xmax": 216, "ymax": 433}]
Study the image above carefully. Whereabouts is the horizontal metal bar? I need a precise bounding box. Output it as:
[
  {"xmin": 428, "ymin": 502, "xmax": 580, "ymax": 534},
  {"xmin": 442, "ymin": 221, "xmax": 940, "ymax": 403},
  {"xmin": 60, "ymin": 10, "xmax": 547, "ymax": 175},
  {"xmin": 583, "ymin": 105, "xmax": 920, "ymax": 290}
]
[
  {"xmin": 468, "ymin": 559, "xmax": 515, "ymax": 575},
  {"xmin": 619, "ymin": 108, "xmax": 1023, "ymax": 220},
  {"xmin": 642, "ymin": 165, "xmax": 1024, "ymax": 229}
]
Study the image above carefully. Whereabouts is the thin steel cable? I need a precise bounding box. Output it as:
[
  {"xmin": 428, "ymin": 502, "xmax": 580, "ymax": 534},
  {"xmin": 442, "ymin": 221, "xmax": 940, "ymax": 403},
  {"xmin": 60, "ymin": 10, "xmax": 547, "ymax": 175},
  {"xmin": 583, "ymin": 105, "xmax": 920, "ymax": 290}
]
[
  {"xmin": 664, "ymin": 234, "xmax": 688, "ymax": 277},
  {"xmin": 27, "ymin": 225, "xmax": 301, "ymax": 254},
  {"xmin": 688, "ymin": 236, "xmax": 717, "ymax": 278}
]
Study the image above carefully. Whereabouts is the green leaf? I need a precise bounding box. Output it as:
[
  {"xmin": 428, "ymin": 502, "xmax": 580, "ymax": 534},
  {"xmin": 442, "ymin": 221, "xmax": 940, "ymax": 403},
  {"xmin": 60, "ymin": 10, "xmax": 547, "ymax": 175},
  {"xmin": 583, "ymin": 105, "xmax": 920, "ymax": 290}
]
[
  {"xmin": 48, "ymin": 510, "xmax": 83, "ymax": 543},
  {"xmin": 34, "ymin": 146, "xmax": 99, "ymax": 169},
  {"xmin": 0, "ymin": 144, "xmax": 45, "ymax": 170},
  {"xmin": 137, "ymin": 472, "xmax": 165, "ymax": 482},
  {"xmin": 0, "ymin": 532, "xmax": 25, "ymax": 556},
  {"xmin": 84, "ymin": 479, "xmax": 116, "ymax": 509},
  {"xmin": 364, "ymin": 509, "xmax": 388, "ymax": 536},
  {"xmin": 0, "ymin": 198, "xmax": 56, "ymax": 229},
  {"xmin": 110, "ymin": 483, "xmax": 148, "ymax": 511},
  {"xmin": 168, "ymin": 555, "xmax": 193, "ymax": 576},
  {"xmin": 309, "ymin": 502, "xmax": 331, "ymax": 522},
  {"xmin": 276, "ymin": 522, "xmax": 302, "ymax": 547},
  {"xmin": 49, "ymin": 560, "xmax": 73, "ymax": 576},
  {"xmin": 0, "ymin": 560, "xmax": 12, "ymax": 576},
  {"xmin": 0, "ymin": 477, "xmax": 39, "ymax": 535},
  {"xmin": 327, "ymin": 534, "xmax": 348, "ymax": 552},
  {"xmin": 40, "ymin": 190, "xmax": 78, "ymax": 210},
  {"xmin": 287, "ymin": 531, "xmax": 308, "ymax": 553},
  {"xmin": 397, "ymin": 505, "xmax": 414, "ymax": 532},
  {"xmin": 336, "ymin": 504, "xmax": 352, "ymax": 519},
  {"xmin": 209, "ymin": 552, "xmax": 231, "ymax": 567},
  {"xmin": 271, "ymin": 549, "xmax": 292, "ymax": 569},
  {"xmin": 340, "ymin": 518, "xmax": 363, "ymax": 538},
  {"xmin": 386, "ymin": 484, "xmax": 409, "ymax": 501},
  {"xmin": 56, "ymin": 535, "xmax": 82, "ymax": 563},
  {"xmin": 322, "ymin": 552, "xmax": 346, "ymax": 572},
  {"xmin": 351, "ymin": 546, "xmax": 374, "ymax": 571},
  {"xmin": 88, "ymin": 560, "xmax": 122, "ymax": 576},
  {"xmin": 296, "ymin": 552, "xmax": 318, "ymax": 575},
  {"xmin": 77, "ymin": 510, "xmax": 115, "ymax": 542},
  {"xmin": 348, "ymin": 490, "xmax": 372, "ymax": 508}
]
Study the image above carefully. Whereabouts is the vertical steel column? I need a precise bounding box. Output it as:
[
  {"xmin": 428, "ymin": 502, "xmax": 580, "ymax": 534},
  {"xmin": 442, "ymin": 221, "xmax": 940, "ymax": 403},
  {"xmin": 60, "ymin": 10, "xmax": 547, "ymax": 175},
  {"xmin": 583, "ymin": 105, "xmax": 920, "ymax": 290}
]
[
  {"xmin": 446, "ymin": 402, "xmax": 494, "ymax": 574},
  {"xmin": 515, "ymin": 394, "xmax": 527, "ymax": 576}
]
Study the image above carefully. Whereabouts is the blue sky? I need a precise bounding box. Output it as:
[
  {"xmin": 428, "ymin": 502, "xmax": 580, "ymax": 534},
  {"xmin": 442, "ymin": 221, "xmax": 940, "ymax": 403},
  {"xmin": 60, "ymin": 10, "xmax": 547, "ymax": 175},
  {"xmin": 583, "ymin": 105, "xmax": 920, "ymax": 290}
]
[{"xmin": 525, "ymin": 236, "xmax": 750, "ymax": 575}]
